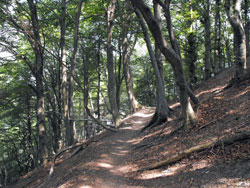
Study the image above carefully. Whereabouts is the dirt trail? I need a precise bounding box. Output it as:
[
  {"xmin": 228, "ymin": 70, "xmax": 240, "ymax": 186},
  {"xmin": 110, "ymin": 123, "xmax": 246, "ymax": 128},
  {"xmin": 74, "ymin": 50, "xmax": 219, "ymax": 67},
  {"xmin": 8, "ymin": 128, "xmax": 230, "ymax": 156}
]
[
  {"xmin": 9, "ymin": 68, "xmax": 250, "ymax": 188},
  {"xmin": 38, "ymin": 109, "xmax": 154, "ymax": 188}
]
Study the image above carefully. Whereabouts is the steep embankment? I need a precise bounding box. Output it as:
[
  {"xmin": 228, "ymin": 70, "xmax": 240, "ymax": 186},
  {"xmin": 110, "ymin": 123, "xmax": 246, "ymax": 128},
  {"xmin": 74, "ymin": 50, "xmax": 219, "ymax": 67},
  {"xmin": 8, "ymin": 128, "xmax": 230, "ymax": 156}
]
[{"xmin": 9, "ymin": 67, "xmax": 250, "ymax": 188}]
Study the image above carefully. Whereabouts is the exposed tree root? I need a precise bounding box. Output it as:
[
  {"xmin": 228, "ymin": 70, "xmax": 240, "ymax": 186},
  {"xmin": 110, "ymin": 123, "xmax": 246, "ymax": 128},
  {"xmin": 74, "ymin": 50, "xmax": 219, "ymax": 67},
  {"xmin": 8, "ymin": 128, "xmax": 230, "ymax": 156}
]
[
  {"xmin": 140, "ymin": 131, "xmax": 250, "ymax": 171},
  {"xmin": 224, "ymin": 69, "xmax": 250, "ymax": 89},
  {"xmin": 134, "ymin": 119, "xmax": 184, "ymax": 151},
  {"xmin": 49, "ymin": 138, "xmax": 96, "ymax": 177},
  {"xmin": 140, "ymin": 110, "xmax": 169, "ymax": 133}
]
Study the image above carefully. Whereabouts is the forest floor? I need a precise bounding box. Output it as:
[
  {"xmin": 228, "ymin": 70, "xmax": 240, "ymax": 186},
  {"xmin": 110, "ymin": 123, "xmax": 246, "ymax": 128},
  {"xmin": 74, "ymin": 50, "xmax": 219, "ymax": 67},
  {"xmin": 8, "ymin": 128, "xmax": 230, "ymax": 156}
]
[{"xmin": 8, "ymin": 67, "xmax": 250, "ymax": 188}]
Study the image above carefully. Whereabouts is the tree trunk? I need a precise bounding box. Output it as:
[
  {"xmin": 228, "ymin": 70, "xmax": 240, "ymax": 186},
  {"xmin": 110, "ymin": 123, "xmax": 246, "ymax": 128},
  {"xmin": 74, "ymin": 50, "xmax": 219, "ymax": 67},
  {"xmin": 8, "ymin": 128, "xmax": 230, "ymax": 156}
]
[
  {"xmin": 134, "ymin": 7, "xmax": 169, "ymax": 130},
  {"xmin": 225, "ymin": 24, "xmax": 232, "ymax": 67},
  {"xmin": 225, "ymin": 0, "xmax": 247, "ymax": 82},
  {"xmin": 244, "ymin": 0, "xmax": 249, "ymax": 57},
  {"xmin": 123, "ymin": 36, "xmax": 139, "ymax": 113},
  {"xmin": 67, "ymin": 0, "xmax": 84, "ymax": 146},
  {"xmin": 106, "ymin": 0, "xmax": 121, "ymax": 127},
  {"xmin": 25, "ymin": 95, "xmax": 35, "ymax": 168},
  {"xmin": 27, "ymin": 0, "xmax": 48, "ymax": 165},
  {"xmin": 204, "ymin": 0, "xmax": 211, "ymax": 80},
  {"xmin": 131, "ymin": 0, "xmax": 196, "ymax": 126},
  {"xmin": 60, "ymin": 0, "xmax": 69, "ymax": 147},
  {"xmin": 97, "ymin": 40, "xmax": 101, "ymax": 120},
  {"xmin": 158, "ymin": 0, "xmax": 198, "ymax": 105},
  {"xmin": 213, "ymin": 0, "xmax": 220, "ymax": 75},
  {"xmin": 121, "ymin": 4, "xmax": 139, "ymax": 113}
]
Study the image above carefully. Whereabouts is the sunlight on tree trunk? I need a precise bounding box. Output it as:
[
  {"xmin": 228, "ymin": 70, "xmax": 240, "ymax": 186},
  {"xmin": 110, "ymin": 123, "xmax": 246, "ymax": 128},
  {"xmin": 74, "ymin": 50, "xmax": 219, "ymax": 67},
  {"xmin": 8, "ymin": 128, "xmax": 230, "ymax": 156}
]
[{"xmin": 225, "ymin": 0, "xmax": 247, "ymax": 82}]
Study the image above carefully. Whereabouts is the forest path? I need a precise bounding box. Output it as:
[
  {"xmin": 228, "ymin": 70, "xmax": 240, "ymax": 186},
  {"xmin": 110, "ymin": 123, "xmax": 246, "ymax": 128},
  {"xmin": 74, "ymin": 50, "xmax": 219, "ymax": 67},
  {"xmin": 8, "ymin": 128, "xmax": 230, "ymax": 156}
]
[{"xmin": 42, "ymin": 108, "xmax": 154, "ymax": 188}]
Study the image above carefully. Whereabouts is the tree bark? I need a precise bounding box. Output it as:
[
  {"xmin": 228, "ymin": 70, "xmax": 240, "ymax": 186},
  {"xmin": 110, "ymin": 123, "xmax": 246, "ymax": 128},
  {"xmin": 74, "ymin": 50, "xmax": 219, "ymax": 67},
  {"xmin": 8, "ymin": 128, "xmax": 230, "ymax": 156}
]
[
  {"xmin": 204, "ymin": 0, "xmax": 211, "ymax": 80},
  {"xmin": 60, "ymin": 0, "xmax": 69, "ymax": 147},
  {"xmin": 121, "ymin": 3, "xmax": 139, "ymax": 113},
  {"xmin": 131, "ymin": 0, "xmax": 196, "ymax": 125},
  {"xmin": 27, "ymin": 0, "xmax": 48, "ymax": 165},
  {"xmin": 67, "ymin": 0, "xmax": 84, "ymax": 146},
  {"xmin": 244, "ymin": 0, "xmax": 249, "ymax": 57},
  {"xmin": 123, "ymin": 35, "xmax": 139, "ymax": 113},
  {"xmin": 106, "ymin": 0, "xmax": 121, "ymax": 127},
  {"xmin": 225, "ymin": 0, "xmax": 247, "ymax": 82},
  {"xmin": 134, "ymin": 7, "xmax": 169, "ymax": 131},
  {"xmin": 157, "ymin": 0, "xmax": 198, "ymax": 105},
  {"xmin": 97, "ymin": 40, "xmax": 101, "ymax": 120}
]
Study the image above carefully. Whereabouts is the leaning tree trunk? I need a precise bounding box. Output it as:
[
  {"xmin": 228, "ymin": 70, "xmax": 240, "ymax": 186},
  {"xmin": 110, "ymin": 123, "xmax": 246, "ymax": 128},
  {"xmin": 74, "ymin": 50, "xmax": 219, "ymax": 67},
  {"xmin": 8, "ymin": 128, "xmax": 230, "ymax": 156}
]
[
  {"xmin": 158, "ymin": 0, "xmax": 199, "ymax": 106},
  {"xmin": 134, "ymin": 7, "xmax": 169, "ymax": 130},
  {"xmin": 106, "ymin": 0, "xmax": 121, "ymax": 127},
  {"xmin": 131, "ymin": 0, "xmax": 196, "ymax": 126},
  {"xmin": 225, "ymin": 0, "xmax": 247, "ymax": 82}
]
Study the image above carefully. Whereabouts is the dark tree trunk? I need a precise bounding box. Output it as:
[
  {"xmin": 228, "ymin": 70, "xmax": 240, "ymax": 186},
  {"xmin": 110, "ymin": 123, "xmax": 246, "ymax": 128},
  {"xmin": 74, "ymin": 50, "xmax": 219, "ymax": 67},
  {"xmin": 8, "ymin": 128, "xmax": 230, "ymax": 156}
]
[
  {"xmin": 131, "ymin": 0, "xmax": 196, "ymax": 126},
  {"xmin": 27, "ymin": 0, "xmax": 48, "ymax": 165},
  {"xmin": 60, "ymin": 0, "xmax": 69, "ymax": 147},
  {"xmin": 25, "ymin": 95, "xmax": 35, "ymax": 168},
  {"xmin": 106, "ymin": 0, "xmax": 121, "ymax": 127},
  {"xmin": 186, "ymin": 32, "xmax": 197, "ymax": 87},
  {"xmin": 157, "ymin": 0, "xmax": 198, "ymax": 105},
  {"xmin": 244, "ymin": 0, "xmax": 249, "ymax": 57},
  {"xmin": 204, "ymin": 0, "xmax": 211, "ymax": 80},
  {"xmin": 213, "ymin": 0, "xmax": 220, "ymax": 75},
  {"xmin": 134, "ymin": 7, "xmax": 169, "ymax": 130},
  {"xmin": 225, "ymin": 27, "xmax": 232, "ymax": 67}
]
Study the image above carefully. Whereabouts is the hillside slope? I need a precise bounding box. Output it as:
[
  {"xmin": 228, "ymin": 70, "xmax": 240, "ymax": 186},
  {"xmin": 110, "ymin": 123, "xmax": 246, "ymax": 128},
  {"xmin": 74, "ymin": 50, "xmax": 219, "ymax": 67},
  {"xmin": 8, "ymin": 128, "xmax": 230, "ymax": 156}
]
[{"xmin": 8, "ymin": 67, "xmax": 250, "ymax": 188}]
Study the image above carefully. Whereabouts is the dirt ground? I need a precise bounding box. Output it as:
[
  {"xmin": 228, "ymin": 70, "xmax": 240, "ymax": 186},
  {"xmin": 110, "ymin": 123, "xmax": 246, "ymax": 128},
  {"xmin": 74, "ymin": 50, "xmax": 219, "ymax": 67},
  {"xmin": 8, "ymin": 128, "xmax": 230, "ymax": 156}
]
[{"xmin": 8, "ymin": 67, "xmax": 250, "ymax": 188}]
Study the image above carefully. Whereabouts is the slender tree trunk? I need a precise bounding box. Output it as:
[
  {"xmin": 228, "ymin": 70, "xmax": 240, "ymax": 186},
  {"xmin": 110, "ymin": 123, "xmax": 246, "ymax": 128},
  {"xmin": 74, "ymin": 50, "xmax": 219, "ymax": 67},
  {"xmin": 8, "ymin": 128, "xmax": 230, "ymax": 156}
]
[
  {"xmin": 106, "ymin": 0, "xmax": 121, "ymax": 127},
  {"xmin": 186, "ymin": 1, "xmax": 197, "ymax": 87},
  {"xmin": 121, "ymin": 4, "xmax": 139, "ymax": 113},
  {"xmin": 123, "ymin": 35, "xmax": 139, "ymax": 113},
  {"xmin": 244, "ymin": 0, "xmax": 249, "ymax": 57},
  {"xmin": 131, "ymin": 0, "xmax": 196, "ymax": 126},
  {"xmin": 97, "ymin": 41, "xmax": 101, "ymax": 120},
  {"xmin": 116, "ymin": 53, "xmax": 122, "ymax": 110},
  {"xmin": 154, "ymin": 2, "xmax": 164, "ymax": 83},
  {"xmin": 60, "ymin": 0, "xmax": 69, "ymax": 147},
  {"xmin": 225, "ymin": 23, "xmax": 232, "ymax": 67},
  {"xmin": 134, "ymin": 7, "xmax": 169, "ymax": 130},
  {"xmin": 225, "ymin": 0, "xmax": 247, "ymax": 82},
  {"xmin": 213, "ymin": 0, "xmax": 220, "ymax": 75},
  {"xmin": 67, "ymin": 0, "xmax": 84, "ymax": 146},
  {"xmin": 26, "ymin": 95, "xmax": 35, "ymax": 168},
  {"xmin": 218, "ymin": 2, "xmax": 222, "ymax": 71},
  {"xmin": 27, "ymin": 0, "xmax": 48, "ymax": 165},
  {"xmin": 204, "ymin": 0, "xmax": 211, "ymax": 80}
]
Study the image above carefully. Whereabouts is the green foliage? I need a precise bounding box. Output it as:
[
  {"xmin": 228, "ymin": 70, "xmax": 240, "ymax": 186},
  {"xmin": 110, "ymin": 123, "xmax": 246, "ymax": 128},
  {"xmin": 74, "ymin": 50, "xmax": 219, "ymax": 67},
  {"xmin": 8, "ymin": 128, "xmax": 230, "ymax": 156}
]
[{"xmin": 0, "ymin": 0, "xmax": 239, "ymax": 184}]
